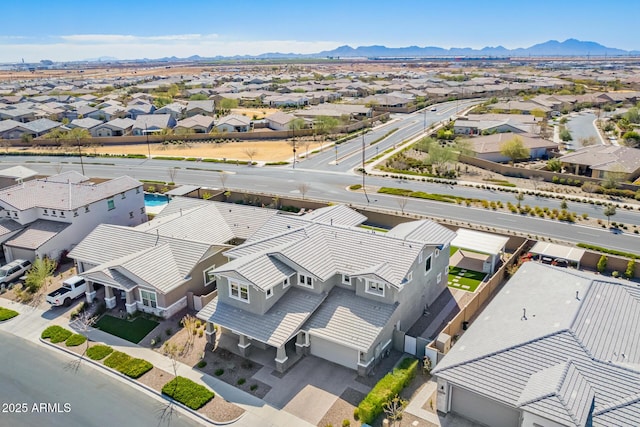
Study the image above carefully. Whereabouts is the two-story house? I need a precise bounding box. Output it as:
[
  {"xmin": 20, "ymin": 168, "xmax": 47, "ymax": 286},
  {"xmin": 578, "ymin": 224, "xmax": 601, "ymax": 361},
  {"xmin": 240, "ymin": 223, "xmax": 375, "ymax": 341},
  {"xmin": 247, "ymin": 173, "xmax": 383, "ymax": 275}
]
[
  {"xmin": 68, "ymin": 197, "xmax": 278, "ymax": 317},
  {"xmin": 197, "ymin": 205, "xmax": 456, "ymax": 375},
  {"xmin": 0, "ymin": 171, "xmax": 145, "ymax": 263}
]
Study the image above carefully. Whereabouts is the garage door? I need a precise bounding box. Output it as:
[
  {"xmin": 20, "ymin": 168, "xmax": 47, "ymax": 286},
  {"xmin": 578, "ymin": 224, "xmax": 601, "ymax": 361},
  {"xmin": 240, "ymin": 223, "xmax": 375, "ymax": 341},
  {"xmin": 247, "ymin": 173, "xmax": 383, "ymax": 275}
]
[
  {"xmin": 310, "ymin": 335, "xmax": 358, "ymax": 370},
  {"xmin": 451, "ymin": 386, "xmax": 519, "ymax": 427}
]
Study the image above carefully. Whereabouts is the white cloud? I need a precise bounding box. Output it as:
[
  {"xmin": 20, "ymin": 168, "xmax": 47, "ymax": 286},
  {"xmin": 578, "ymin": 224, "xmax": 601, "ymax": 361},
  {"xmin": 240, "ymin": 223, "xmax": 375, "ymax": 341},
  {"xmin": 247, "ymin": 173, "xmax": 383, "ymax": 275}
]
[{"xmin": 0, "ymin": 35, "xmax": 342, "ymax": 62}]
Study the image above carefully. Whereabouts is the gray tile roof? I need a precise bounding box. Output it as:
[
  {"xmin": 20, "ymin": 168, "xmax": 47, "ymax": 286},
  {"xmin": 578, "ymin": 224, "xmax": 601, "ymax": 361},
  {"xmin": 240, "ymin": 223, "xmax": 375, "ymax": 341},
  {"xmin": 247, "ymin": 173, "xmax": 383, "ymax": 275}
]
[
  {"xmin": 69, "ymin": 224, "xmax": 221, "ymax": 294},
  {"xmin": 139, "ymin": 197, "xmax": 278, "ymax": 244},
  {"xmin": 387, "ymin": 220, "xmax": 457, "ymax": 246},
  {"xmin": 197, "ymin": 287, "xmax": 326, "ymax": 347},
  {"xmin": 303, "ymin": 287, "xmax": 397, "ymax": 351},
  {"xmin": 559, "ymin": 145, "xmax": 640, "ymax": 174},
  {"xmin": 5, "ymin": 219, "xmax": 69, "ymax": 249},
  {"xmin": 0, "ymin": 175, "xmax": 140, "ymax": 210},
  {"xmin": 22, "ymin": 118, "xmax": 61, "ymax": 134},
  {"xmin": 433, "ymin": 263, "xmax": 640, "ymax": 426},
  {"xmin": 302, "ymin": 204, "xmax": 367, "ymax": 227}
]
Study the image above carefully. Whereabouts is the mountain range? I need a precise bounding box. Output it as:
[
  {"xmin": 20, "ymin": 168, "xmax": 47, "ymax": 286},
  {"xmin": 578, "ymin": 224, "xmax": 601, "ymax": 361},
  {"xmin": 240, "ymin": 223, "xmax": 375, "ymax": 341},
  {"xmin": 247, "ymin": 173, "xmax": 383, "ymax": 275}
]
[{"xmin": 85, "ymin": 39, "xmax": 640, "ymax": 62}]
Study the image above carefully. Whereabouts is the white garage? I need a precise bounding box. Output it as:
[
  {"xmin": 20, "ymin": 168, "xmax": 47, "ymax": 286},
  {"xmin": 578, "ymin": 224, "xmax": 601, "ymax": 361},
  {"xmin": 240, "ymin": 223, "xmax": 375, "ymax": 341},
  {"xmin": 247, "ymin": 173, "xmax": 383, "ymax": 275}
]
[
  {"xmin": 451, "ymin": 386, "xmax": 520, "ymax": 427},
  {"xmin": 310, "ymin": 335, "xmax": 358, "ymax": 370}
]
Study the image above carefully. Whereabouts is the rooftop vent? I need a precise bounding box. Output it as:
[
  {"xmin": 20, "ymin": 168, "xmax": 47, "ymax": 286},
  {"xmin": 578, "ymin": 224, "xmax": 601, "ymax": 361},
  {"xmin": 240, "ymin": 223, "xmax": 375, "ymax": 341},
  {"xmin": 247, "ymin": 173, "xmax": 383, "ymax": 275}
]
[{"xmin": 521, "ymin": 308, "xmax": 527, "ymax": 321}]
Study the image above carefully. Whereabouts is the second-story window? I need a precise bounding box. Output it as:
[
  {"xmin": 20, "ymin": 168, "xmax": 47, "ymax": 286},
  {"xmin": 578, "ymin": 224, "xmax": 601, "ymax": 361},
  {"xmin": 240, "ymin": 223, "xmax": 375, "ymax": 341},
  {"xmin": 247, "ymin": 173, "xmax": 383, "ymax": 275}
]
[
  {"xmin": 366, "ymin": 280, "xmax": 385, "ymax": 297},
  {"xmin": 107, "ymin": 199, "xmax": 115, "ymax": 210},
  {"xmin": 298, "ymin": 274, "xmax": 313, "ymax": 288},
  {"xmin": 229, "ymin": 281, "xmax": 249, "ymax": 302},
  {"xmin": 85, "ymin": 206, "xmax": 90, "ymax": 213},
  {"xmin": 425, "ymin": 254, "xmax": 432, "ymax": 274},
  {"xmin": 121, "ymin": 192, "xmax": 126, "ymax": 199},
  {"xmin": 342, "ymin": 274, "xmax": 351, "ymax": 285},
  {"xmin": 43, "ymin": 209, "xmax": 48, "ymax": 215},
  {"xmin": 283, "ymin": 277, "xmax": 290, "ymax": 288},
  {"xmin": 266, "ymin": 288, "xmax": 273, "ymax": 299}
]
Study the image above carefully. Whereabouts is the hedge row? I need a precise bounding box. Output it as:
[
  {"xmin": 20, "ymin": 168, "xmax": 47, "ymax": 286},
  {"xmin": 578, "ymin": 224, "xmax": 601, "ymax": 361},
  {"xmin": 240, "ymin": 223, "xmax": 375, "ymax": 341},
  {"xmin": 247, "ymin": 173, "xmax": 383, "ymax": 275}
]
[
  {"xmin": 577, "ymin": 243, "xmax": 639, "ymax": 260},
  {"xmin": 378, "ymin": 187, "xmax": 458, "ymax": 203},
  {"xmin": 162, "ymin": 376, "xmax": 215, "ymax": 410},
  {"xmin": 104, "ymin": 351, "xmax": 153, "ymax": 379},
  {"xmin": 356, "ymin": 358, "xmax": 419, "ymax": 424}
]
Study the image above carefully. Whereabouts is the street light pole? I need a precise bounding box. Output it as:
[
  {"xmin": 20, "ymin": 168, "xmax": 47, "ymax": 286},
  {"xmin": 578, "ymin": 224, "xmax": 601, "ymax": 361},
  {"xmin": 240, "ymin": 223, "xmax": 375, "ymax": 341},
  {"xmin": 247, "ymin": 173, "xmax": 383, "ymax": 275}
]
[
  {"xmin": 362, "ymin": 126, "xmax": 370, "ymax": 203},
  {"xmin": 77, "ymin": 138, "xmax": 85, "ymax": 176},
  {"xmin": 335, "ymin": 146, "xmax": 338, "ymax": 165}
]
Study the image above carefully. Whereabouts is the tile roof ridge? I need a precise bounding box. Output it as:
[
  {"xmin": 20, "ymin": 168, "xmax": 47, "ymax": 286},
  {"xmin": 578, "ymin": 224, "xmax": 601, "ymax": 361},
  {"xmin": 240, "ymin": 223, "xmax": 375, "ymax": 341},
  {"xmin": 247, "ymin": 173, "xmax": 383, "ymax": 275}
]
[{"xmin": 593, "ymin": 391, "xmax": 640, "ymax": 416}]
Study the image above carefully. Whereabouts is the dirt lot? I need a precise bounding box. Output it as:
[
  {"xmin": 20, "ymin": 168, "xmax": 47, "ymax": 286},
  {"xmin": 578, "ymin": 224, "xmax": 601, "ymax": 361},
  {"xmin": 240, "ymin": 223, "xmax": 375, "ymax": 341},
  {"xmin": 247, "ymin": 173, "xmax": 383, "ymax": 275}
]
[
  {"xmin": 231, "ymin": 107, "xmax": 280, "ymax": 120},
  {"xmin": 20, "ymin": 138, "xmax": 326, "ymax": 162}
]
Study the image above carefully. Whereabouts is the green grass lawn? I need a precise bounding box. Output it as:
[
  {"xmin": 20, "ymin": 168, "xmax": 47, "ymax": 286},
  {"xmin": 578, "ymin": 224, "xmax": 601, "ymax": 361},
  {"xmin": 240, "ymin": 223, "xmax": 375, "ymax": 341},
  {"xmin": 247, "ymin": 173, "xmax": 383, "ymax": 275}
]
[
  {"xmin": 95, "ymin": 315, "xmax": 159, "ymax": 344},
  {"xmin": 447, "ymin": 266, "xmax": 486, "ymax": 293}
]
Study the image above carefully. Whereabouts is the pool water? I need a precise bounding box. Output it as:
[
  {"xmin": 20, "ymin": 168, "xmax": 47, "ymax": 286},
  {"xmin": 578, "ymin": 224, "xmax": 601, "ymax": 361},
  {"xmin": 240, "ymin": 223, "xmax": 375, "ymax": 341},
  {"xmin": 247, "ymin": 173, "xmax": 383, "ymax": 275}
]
[{"xmin": 144, "ymin": 193, "xmax": 169, "ymax": 207}]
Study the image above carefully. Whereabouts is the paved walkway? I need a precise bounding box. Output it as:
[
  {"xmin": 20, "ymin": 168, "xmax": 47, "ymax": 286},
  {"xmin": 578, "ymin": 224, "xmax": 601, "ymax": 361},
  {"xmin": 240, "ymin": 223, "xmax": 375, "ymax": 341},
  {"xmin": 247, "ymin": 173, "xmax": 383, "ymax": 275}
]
[{"xmin": 0, "ymin": 297, "xmax": 313, "ymax": 427}]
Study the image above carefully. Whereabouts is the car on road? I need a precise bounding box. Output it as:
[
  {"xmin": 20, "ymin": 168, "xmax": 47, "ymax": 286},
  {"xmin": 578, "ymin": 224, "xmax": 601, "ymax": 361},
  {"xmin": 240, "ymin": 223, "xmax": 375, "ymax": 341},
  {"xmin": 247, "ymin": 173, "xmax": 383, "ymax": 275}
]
[
  {"xmin": 0, "ymin": 259, "xmax": 32, "ymax": 290},
  {"xmin": 46, "ymin": 276, "xmax": 87, "ymax": 307},
  {"xmin": 430, "ymin": 107, "xmax": 437, "ymax": 111}
]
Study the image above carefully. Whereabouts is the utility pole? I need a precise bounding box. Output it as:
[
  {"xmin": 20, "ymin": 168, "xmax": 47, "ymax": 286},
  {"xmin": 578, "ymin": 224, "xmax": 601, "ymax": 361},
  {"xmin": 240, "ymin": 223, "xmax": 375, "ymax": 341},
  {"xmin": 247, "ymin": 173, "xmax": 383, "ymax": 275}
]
[{"xmin": 145, "ymin": 124, "xmax": 151, "ymax": 159}]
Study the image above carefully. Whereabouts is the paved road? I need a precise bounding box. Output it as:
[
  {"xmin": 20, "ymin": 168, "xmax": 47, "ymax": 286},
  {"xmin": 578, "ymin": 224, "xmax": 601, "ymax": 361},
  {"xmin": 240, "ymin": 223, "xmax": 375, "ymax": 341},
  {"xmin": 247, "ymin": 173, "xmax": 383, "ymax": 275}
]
[
  {"xmin": 565, "ymin": 111, "xmax": 601, "ymax": 149},
  {"xmin": 0, "ymin": 331, "xmax": 203, "ymax": 427}
]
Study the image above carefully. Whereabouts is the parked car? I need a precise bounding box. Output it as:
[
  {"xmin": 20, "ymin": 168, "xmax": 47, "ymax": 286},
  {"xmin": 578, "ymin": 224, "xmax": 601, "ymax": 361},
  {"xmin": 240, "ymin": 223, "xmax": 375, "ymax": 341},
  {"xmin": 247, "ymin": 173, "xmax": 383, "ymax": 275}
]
[
  {"xmin": 0, "ymin": 259, "xmax": 32, "ymax": 289},
  {"xmin": 46, "ymin": 276, "xmax": 87, "ymax": 307},
  {"xmin": 431, "ymin": 107, "xmax": 437, "ymax": 112}
]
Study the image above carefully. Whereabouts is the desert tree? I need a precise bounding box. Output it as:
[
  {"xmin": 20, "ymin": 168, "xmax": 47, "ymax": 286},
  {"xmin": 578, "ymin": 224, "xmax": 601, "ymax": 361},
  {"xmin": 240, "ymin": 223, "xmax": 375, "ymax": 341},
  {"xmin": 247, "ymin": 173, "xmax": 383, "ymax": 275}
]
[
  {"xmin": 383, "ymin": 395, "xmax": 409, "ymax": 427},
  {"xmin": 219, "ymin": 172, "xmax": 228, "ymax": 191},
  {"xmin": 499, "ymin": 136, "xmax": 530, "ymax": 164},
  {"xmin": 603, "ymin": 204, "xmax": 616, "ymax": 226},
  {"xmin": 243, "ymin": 148, "xmax": 258, "ymax": 165},
  {"xmin": 297, "ymin": 183, "xmax": 310, "ymax": 200}
]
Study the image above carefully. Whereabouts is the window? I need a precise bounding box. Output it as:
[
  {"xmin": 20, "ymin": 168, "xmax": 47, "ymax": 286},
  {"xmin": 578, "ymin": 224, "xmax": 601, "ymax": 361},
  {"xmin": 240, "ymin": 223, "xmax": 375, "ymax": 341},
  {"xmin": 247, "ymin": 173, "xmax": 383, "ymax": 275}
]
[
  {"xmin": 140, "ymin": 289, "xmax": 157, "ymax": 308},
  {"xmin": 342, "ymin": 274, "xmax": 351, "ymax": 285},
  {"xmin": 51, "ymin": 210, "xmax": 56, "ymax": 216},
  {"xmin": 425, "ymin": 254, "xmax": 432, "ymax": 274},
  {"xmin": 129, "ymin": 211, "xmax": 134, "ymax": 219},
  {"xmin": 203, "ymin": 266, "xmax": 216, "ymax": 286},
  {"xmin": 43, "ymin": 209, "xmax": 49, "ymax": 215},
  {"xmin": 366, "ymin": 280, "xmax": 385, "ymax": 297},
  {"xmin": 266, "ymin": 288, "xmax": 273, "ymax": 299},
  {"xmin": 121, "ymin": 192, "xmax": 126, "ymax": 199},
  {"xmin": 435, "ymin": 248, "xmax": 440, "ymax": 258},
  {"xmin": 107, "ymin": 199, "xmax": 115, "ymax": 210},
  {"xmin": 437, "ymin": 272, "xmax": 442, "ymax": 284},
  {"xmin": 73, "ymin": 210, "xmax": 78, "ymax": 217},
  {"xmin": 136, "ymin": 187, "xmax": 141, "ymax": 194},
  {"xmin": 283, "ymin": 277, "xmax": 290, "ymax": 288},
  {"xmin": 298, "ymin": 274, "xmax": 313, "ymax": 288},
  {"xmin": 85, "ymin": 206, "xmax": 90, "ymax": 213},
  {"xmin": 140, "ymin": 207, "xmax": 145, "ymax": 214},
  {"xmin": 229, "ymin": 281, "xmax": 249, "ymax": 302},
  {"xmin": 60, "ymin": 211, "xmax": 65, "ymax": 217},
  {"xmin": 13, "ymin": 212, "xmax": 17, "ymax": 217}
]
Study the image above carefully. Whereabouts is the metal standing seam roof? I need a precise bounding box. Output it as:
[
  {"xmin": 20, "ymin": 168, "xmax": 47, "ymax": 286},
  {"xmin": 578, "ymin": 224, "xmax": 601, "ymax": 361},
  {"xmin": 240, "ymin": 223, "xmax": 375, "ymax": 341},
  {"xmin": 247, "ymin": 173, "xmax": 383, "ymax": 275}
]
[
  {"xmin": 302, "ymin": 287, "xmax": 397, "ymax": 351},
  {"xmin": 196, "ymin": 287, "xmax": 326, "ymax": 347},
  {"xmin": 4, "ymin": 219, "xmax": 69, "ymax": 249},
  {"xmin": 0, "ymin": 176, "xmax": 140, "ymax": 211},
  {"xmin": 450, "ymin": 228, "xmax": 510, "ymax": 256}
]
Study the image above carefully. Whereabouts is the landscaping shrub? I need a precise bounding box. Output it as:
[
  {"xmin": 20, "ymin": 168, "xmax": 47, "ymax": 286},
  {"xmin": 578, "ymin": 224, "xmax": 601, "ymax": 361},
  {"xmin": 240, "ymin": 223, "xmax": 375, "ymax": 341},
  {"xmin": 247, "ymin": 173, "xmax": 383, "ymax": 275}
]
[
  {"xmin": 104, "ymin": 351, "xmax": 132, "ymax": 370},
  {"xmin": 349, "ymin": 184, "xmax": 362, "ymax": 190},
  {"xmin": 214, "ymin": 368, "xmax": 224, "ymax": 376},
  {"xmin": 237, "ymin": 378, "xmax": 246, "ymax": 385},
  {"xmin": 162, "ymin": 376, "xmax": 215, "ymax": 410},
  {"xmin": 250, "ymin": 384, "xmax": 258, "ymax": 391},
  {"xmin": 41, "ymin": 325, "xmax": 73, "ymax": 343},
  {"xmin": 196, "ymin": 360, "xmax": 207, "ymax": 369},
  {"xmin": 65, "ymin": 334, "xmax": 87, "ymax": 347},
  {"xmin": 577, "ymin": 243, "xmax": 639, "ymax": 260},
  {"xmin": 0, "ymin": 307, "xmax": 19, "ymax": 321},
  {"xmin": 356, "ymin": 357, "xmax": 419, "ymax": 424},
  {"xmin": 86, "ymin": 345, "xmax": 113, "ymax": 360},
  {"xmin": 625, "ymin": 259, "xmax": 635, "ymax": 279},
  {"xmin": 119, "ymin": 358, "xmax": 153, "ymax": 379}
]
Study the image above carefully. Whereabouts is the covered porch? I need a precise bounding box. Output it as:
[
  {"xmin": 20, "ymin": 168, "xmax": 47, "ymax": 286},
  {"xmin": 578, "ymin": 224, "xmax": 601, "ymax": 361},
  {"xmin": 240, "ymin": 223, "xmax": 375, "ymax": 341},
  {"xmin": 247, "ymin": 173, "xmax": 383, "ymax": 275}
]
[{"xmin": 196, "ymin": 287, "xmax": 326, "ymax": 373}]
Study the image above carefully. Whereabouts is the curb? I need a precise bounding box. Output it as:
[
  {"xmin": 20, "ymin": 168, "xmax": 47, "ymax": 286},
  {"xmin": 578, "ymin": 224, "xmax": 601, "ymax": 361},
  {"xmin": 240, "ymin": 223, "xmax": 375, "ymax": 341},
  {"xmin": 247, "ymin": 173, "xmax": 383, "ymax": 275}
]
[{"xmin": 39, "ymin": 337, "xmax": 245, "ymax": 426}]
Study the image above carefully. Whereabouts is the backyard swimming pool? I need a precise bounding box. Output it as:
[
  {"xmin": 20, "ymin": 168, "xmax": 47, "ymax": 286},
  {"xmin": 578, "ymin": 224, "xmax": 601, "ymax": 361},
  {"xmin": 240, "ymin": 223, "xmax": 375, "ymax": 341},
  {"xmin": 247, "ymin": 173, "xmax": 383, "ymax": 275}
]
[{"xmin": 144, "ymin": 193, "xmax": 169, "ymax": 207}]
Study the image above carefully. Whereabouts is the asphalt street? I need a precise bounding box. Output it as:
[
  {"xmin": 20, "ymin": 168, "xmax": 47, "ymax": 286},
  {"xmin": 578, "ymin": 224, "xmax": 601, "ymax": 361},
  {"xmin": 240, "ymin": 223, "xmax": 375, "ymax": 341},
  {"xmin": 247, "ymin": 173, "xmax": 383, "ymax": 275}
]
[{"xmin": 0, "ymin": 330, "xmax": 202, "ymax": 427}]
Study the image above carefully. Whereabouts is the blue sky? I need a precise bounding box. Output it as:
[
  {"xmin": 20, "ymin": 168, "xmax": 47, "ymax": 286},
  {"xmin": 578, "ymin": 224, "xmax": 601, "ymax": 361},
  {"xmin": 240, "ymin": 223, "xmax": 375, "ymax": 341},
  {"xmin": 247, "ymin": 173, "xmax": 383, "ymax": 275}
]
[{"xmin": 2, "ymin": 0, "xmax": 638, "ymax": 62}]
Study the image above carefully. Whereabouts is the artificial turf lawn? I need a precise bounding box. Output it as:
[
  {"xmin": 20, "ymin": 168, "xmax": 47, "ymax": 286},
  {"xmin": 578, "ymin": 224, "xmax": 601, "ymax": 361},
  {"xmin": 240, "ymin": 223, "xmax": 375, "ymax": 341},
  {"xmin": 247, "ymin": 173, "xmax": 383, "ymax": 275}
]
[
  {"xmin": 447, "ymin": 266, "xmax": 486, "ymax": 293},
  {"xmin": 95, "ymin": 315, "xmax": 159, "ymax": 344}
]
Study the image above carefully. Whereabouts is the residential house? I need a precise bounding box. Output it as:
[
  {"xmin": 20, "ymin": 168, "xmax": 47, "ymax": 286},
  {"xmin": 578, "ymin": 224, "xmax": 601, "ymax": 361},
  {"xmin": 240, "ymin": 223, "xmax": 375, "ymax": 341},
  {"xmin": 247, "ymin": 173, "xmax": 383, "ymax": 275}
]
[
  {"xmin": 558, "ymin": 145, "xmax": 640, "ymax": 181},
  {"xmin": 175, "ymin": 115, "xmax": 215, "ymax": 134},
  {"xmin": 131, "ymin": 114, "xmax": 176, "ymax": 135},
  {"xmin": 68, "ymin": 117, "xmax": 104, "ymax": 137},
  {"xmin": 453, "ymin": 118, "xmax": 530, "ymax": 136},
  {"xmin": 197, "ymin": 205, "xmax": 456, "ymax": 374},
  {"xmin": 68, "ymin": 197, "xmax": 278, "ymax": 317},
  {"xmin": 265, "ymin": 112, "xmax": 296, "ymax": 131},
  {"xmin": 433, "ymin": 262, "xmax": 640, "ymax": 427},
  {"xmin": 462, "ymin": 133, "xmax": 558, "ymax": 162},
  {"xmin": 0, "ymin": 172, "xmax": 144, "ymax": 263},
  {"xmin": 214, "ymin": 114, "xmax": 252, "ymax": 133},
  {"xmin": 125, "ymin": 103, "xmax": 156, "ymax": 120},
  {"xmin": 154, "ymin": 102, "xmax": 186, "ymax": 121},
  {"xmin": 93, "ymin": 118, "xmax": 135, "ymax": 137},
  {"xmin": 489, "ymin": 100, "xmax": 551, "ymax": 116},
  {"xmin": 263, "ymin": 94, "xmax": 309, "ymax": 108},
  {"xmin": 185, "ymin": 100, "xmax": 215, "ymax": 117},
  {"xmin": 0, "ymin": 166, "xmax": 39, "ymax": 189}
]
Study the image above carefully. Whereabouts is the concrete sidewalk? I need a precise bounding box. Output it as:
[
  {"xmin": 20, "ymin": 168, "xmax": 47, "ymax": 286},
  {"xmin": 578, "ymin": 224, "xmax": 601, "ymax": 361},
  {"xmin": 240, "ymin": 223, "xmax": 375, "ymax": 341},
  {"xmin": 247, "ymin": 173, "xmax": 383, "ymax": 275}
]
[{"xmin": 0, "ymin": 296, "xmax": 313, "ymax": 427}]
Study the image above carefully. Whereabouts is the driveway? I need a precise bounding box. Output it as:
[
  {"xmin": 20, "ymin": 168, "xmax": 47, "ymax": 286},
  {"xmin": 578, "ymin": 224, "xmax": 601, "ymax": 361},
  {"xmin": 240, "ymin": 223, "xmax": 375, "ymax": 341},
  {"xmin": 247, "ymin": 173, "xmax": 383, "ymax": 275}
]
[{"xmin": 253, "ymin": 355, "xmax": 370, "ymax": 425}]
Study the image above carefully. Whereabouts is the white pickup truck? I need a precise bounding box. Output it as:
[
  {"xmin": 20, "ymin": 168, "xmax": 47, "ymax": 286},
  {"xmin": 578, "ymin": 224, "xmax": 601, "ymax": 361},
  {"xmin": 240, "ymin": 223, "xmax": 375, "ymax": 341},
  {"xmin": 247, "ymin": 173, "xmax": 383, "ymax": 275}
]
[{"xmin": 46, "ymin": 276, "xmax": 87, "ymax": 307}]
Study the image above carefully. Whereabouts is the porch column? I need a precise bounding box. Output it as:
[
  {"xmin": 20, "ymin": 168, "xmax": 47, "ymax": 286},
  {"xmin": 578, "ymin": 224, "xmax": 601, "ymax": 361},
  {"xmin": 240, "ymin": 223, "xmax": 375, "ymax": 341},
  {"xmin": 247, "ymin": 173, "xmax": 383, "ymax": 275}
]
[
  {"xmin": 275, "ymin": 345, "xmax": 288, "ymax": 373},
  {"xmin": 125, "ymin": 290, "xmax": 137, "ymax": 314},
  {"xmin": 85, "ymin": 281, "xmax": 96, "ymax": 303},
  {"xmin": 295, "ymin": 331, "xmax": 309, "ymax": 356},
  {"xmin": 237, "ymin": 334, "xmax": 251, "ymax": 357},
  {"xmin": 104, "ymin": 286, "xmax": 116, "ymax": 309},
  {"xmin": 205, "ymin": 323, "xmax": 217, "ymax": 346}
]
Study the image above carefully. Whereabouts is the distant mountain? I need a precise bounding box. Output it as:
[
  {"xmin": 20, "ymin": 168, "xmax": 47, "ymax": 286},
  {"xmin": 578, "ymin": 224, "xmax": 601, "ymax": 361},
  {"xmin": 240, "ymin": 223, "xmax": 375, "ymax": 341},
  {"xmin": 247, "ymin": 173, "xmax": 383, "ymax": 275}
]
[{"xmin": 79, "ymin": 39, "xmax": 637, "ymax": 63}]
